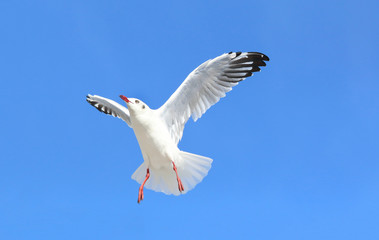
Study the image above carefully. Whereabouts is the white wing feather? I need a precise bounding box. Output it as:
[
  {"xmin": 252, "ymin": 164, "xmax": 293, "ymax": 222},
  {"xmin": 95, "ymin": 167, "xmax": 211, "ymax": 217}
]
[
  {"xmin": 86, "ymin": 94, "xmax": 132, "ymax": 127},
  {"xmin": 158, "ymin": 52, "xmax": 269, "ymax": 144}
]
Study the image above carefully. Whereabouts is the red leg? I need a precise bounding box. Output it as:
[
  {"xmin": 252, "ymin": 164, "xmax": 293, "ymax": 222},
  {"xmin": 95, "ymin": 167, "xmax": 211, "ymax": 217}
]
[
  {"xmin": 138, "ymin": 168, "xmax": 150, "ymax": 203},
  {"xmin": 172, "ymin": 162, "xmax": 184, "ymax": 193}
]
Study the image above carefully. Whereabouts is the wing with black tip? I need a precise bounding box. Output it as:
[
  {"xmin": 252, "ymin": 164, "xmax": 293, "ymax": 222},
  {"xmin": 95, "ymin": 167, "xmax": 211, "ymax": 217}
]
[
  {"xmin": 86, "ymin": 94, "xmax": 131, "ymax": 127},
  {"xmin": 158, "ymin": 52, "xmax": 269, "ymax": 144}
]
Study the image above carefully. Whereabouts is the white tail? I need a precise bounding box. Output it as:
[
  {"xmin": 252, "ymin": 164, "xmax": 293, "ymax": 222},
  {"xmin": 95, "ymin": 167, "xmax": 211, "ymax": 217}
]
[{"xmin": 131, "ymin": 151, "xmax": 213, "ymax": 196}]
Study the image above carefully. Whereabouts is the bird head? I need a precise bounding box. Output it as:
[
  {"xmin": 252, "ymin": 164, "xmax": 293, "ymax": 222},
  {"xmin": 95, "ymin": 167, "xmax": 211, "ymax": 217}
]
[{"xmin": 120, "ymin": 95, "xmax": 149, "ymax": 114}]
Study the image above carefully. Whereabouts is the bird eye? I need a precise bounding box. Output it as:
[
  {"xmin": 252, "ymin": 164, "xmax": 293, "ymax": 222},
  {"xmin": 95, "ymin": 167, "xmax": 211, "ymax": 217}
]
[
  {"xmin": 142, "ymin": 105, "xmax": 145, "ymax": 109},
  {"xmin": 135, "ymin": 100, "xmax": 139, "ymax": 104}
]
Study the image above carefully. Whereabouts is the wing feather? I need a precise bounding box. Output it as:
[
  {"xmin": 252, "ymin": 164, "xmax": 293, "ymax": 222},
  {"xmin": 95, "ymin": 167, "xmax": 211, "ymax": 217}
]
[
  {"xmin": 86, "ymin": 94, "xmax": 131, "ymax": 127},
  {"xmin": 158, "ymin": 52, "xmax": 269, "ymax": 144}
]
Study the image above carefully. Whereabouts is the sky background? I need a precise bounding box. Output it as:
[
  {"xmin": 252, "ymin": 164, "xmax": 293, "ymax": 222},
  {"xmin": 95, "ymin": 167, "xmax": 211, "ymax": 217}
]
[{"xmin": 0, "ymin": 0, "xmax": 378, "ymax": 239}]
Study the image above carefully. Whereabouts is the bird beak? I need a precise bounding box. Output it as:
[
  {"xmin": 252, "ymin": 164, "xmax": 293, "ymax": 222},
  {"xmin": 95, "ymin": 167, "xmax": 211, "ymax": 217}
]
[{"xmin": 120, "ymin": 95, "xmax": 132, "ymax": 104}]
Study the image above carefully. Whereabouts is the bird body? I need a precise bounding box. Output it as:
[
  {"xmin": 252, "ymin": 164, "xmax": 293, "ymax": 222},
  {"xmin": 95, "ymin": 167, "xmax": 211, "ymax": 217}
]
[
  {"xmin": 122, "ymin": 97, "xmax": 212, "ymax": 198},
  {"xmin": 128, "ymin": 99, "xmax": 178, "ymax": 170},
  {"xmin": 87, "ymin": 52, "xmax": 269, "ymax": 202}
]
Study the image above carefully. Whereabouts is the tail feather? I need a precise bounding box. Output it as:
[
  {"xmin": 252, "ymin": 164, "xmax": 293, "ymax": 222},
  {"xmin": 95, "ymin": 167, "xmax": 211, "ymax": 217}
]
[{"xmin": 131, "ymin": 151, "xmax": 213, "ymax": 196}]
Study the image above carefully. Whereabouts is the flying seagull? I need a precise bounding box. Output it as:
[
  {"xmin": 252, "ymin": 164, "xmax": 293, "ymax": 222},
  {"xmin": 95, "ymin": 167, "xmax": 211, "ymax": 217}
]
[{"xmin": 87, "ymin": 51, "xmax": 269, "ymax": 203}]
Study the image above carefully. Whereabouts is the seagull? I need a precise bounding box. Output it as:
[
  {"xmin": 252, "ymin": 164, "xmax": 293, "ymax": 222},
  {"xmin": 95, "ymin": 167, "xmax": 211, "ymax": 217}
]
[{"xmin": 87, "ymin": 51, "xmax": 269, "ymax": 203}]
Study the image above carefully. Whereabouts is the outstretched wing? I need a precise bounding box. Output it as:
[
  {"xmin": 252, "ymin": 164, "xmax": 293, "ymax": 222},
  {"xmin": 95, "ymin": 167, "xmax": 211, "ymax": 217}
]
[
  {"xmin": 86, "ymin": 94, "xmax": 131, "ymax": 127},
  {"xmin": 158, "ymin": 52, "xmax": 269, "ymax": 144}
]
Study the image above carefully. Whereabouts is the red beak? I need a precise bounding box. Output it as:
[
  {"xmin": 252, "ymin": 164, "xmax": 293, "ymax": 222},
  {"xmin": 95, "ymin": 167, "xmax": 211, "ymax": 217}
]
[{"xmin": 120, "ymin": 95, "xmax": 131, "ymax": 103}]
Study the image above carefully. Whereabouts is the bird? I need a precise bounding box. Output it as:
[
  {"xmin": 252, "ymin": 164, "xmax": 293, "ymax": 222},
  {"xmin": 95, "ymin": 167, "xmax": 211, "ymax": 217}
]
[{"xmin": 86, "ymin": 51, "xmax": 269, "ymax": 203}]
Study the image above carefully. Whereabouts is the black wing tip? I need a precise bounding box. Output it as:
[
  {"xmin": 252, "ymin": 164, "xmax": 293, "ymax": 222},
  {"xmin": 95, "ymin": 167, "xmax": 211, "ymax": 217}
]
[
  {"xmin": 85, "ymin": 94, "xmax": 97, "ymax": 107},
  {"xmin": 87, "ymin": 100, "xmax": 97, "ymax": 107},
  {"xmin": 228, "ymin": 51, "xmax": 270, "ymax": 61},
  {"xmin": 247, "ymin": 52, "xmax": 270, "ymax": 61},
  {"xmin": 228, "ymin": 51, "xmax": 242, "ymax": 59},
  {"xmin": 252, "ymin": 65, "xmax": 261, "ymax": 72},
  {"xmin": 223, "ymin": 51, "xmax": 269, "ymax": 79},
  {"xmin": 86, "ymin": 95, "xmax": 94, "ymax": 103}
]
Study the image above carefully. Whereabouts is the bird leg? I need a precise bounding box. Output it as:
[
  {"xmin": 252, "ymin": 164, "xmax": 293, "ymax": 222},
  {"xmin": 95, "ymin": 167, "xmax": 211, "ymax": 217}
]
[
  {"xmin": 172, "ymin": 161, "xmax": 184, "ymax": 193},
  {"xmin": 138, "ymin": 168, "xmax": 150, "ymax": 203}
]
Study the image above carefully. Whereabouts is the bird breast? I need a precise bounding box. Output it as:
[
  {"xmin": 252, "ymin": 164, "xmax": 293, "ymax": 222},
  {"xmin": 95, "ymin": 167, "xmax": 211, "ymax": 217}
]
[{"xmin": 131, "ymin": 110, "xmax": 178, "ymax": 169}]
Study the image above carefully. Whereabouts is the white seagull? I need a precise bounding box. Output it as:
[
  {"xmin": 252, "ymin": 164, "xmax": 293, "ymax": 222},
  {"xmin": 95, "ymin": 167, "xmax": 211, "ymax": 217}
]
[{"xmin": 87, "ymin": 51, "xmax": 269, "ymax": 203}]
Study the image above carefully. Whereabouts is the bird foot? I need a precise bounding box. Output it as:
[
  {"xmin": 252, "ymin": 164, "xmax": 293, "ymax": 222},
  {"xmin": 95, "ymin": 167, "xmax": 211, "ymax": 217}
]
[
  {"xmin": 138, "ymin": 186, "xmax": 144, "ymax": 203},
  {"xmin": 172, "ymin": 162, "xmax": 184, "ymax": 193},
  {"xmin": 137, "ymin": 168, "xmax": 150, "ymax": 204},
  {"xmin": 177, "ymin": 178, "xmax": 184, "ymax": 192}
]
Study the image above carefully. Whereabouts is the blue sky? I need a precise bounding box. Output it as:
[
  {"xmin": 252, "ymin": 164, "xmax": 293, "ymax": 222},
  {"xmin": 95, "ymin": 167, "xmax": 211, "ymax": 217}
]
[{"xmin": 1, "ymin": 0, "xmax": 378, "ymax": 239}]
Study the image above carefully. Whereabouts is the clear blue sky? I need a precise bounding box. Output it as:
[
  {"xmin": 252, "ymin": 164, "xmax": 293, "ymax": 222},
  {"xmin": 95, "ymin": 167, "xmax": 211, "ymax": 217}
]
[{"xmin": 1, "ymin": 0, "xmax": 378, "ymax": 239}]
